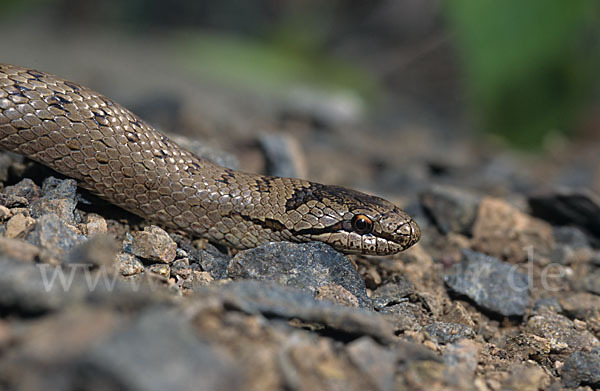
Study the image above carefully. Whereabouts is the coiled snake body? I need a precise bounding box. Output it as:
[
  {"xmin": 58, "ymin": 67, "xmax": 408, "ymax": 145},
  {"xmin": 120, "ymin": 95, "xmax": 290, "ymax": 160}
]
[{"xmin": 0, "ymin": 64, "xmax": 419, "ymax": 255}]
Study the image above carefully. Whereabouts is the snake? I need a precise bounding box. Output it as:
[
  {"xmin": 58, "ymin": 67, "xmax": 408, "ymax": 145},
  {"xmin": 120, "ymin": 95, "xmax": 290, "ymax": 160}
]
[{"xmin": 0, "ymin": 63, "xmax": 420, "ymax": 255}]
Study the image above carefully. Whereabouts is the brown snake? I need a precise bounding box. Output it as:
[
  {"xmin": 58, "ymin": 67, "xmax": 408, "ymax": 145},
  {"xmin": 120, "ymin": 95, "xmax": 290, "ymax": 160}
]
[{"xmin": 0, "ymin": 64, "xmax": 419, "ymax": 255}]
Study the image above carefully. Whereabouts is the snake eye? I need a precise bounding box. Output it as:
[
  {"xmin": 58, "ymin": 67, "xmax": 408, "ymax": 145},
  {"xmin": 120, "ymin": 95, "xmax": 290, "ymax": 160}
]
[{"xmin": 351, "ymin": 214, "xmax": 373, "ymax": 234}]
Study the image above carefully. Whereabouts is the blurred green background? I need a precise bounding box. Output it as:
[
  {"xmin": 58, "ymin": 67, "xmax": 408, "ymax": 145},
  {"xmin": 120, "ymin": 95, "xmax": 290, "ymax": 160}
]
[{"xmin": 1, "ymin": 0, "xmax": 598, "ymax": 149}]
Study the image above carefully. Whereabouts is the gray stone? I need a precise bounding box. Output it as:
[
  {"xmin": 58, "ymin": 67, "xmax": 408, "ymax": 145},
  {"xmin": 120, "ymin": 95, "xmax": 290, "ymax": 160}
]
[
  {"xmin": 79, "ymin": 309, "xmax": 242, "ymax": 391},
  {"xmin": 117, "ymin": 252, "xmax": 144, "ymax": 277},
  {"xmin": 444, "ymin": 249, "xmax": 530, "ymax": 317},
  {"xmin": 211, "ymin": 280, "xmax": 395, "ymax": 343},
  {"xmin": 419, "ymin": 184, "xmax": 480, "ymax": 235},
  {"xmin": 346, "ymin": 337, "xmax": 396, "ymax": 391},
  {"xmin": 26, "ymin": 177, "xmax": 78, "ymax": 225},
  {"xmin": 67, "ymin": 235, "xmax": 119, "ymax": 269},
  {"xmin": 228, "ymin": 241, "xmax": 371, "ymax": 308},
  {"xmin": 27, "ymin": 213, "xmax": 85, "ymax": 260},
  {"xmin": 561, "ymin": 349, "xmax": 600, "ymax": 388},
  {"xmin": 371, "ymin": 276, "xmax": 415, "ymax": 310},
  {"xmin": 125, "ymin": 226, "xmax": 177, "ymax": 264},
  {"xmin": 553, "ymin": 226, "xmax": 590, "ymax": 249},
  {"xmin": 4, "ymin": 178, "xmax": 40, "ymax": 203},
  {"xmin": 258, "ymin": 133, "xmax": 303, "ymax": 178},
  {"xmin": 424, "ymin": 321, "xmax": 475, "ymax": 344}
]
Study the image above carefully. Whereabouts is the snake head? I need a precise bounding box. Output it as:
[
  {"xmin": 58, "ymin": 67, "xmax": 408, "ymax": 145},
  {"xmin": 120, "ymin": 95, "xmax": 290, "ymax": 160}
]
[{"xmin": 290, "ymin": 184, "xmax": 421, "ymax": 255}]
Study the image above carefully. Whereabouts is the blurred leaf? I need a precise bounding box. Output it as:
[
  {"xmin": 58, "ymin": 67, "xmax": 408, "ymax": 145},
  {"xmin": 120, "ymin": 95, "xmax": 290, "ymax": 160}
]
[
  {"xmin": 447, "ymin": 0, "xmax": 600, "ymax": 149},
  {"xmin": 175, "ymin": 31, "xmax": 378, "ymax": 101}
]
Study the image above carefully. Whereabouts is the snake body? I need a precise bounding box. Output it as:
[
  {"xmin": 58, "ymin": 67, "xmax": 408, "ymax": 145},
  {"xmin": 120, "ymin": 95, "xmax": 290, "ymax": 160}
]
[{"xmin": 0, "ymin": 64, "xmax": 419, "ymax": 255}]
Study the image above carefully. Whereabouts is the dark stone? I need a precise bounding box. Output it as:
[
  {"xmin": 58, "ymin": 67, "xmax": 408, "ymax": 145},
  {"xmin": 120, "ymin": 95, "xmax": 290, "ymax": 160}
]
[
  {"xmin": 561, "ymin": 350, "xmax": 600, "ymax": 388},
  {"xmin": 419, "ymin": 184, "xmax": 480, "ymax": 235},
  {"xmin": 30, "ymin": 177, "xmax": 78, "ymax": 224},
  {"xmin": 346, "ymin": 337, "xmax": 396, "ymax": 391},
  {"xmin": 526, "ymin": 311, "xmax": 600, "ymax": 353},
  {"xmin": 171, "ymin": 234, "xmax": 231, "ymax": 280},
  {"xmin": 580, "ymin": 269, "xmax": 600, "ymax": 295},
  {"xmin": 553, "ymin": 226, "xmax": 590, "ymax": 249},
  {"xmin": 424, "ymin": 321, "xmax": 475, "ymax": 344},
  {"xmin": 258, "ymin": 133, "xmax": 301, "ymax": 178},
  {"xmin": 444, "ymin": 249, "xmax": 530, "ymax": 317},
  {"xmin": 371, "ymin": 276, "xmax": 415, "ymax": 310},
  {"xmin": 0, "ymin": 257, "xmax": 167, "ymax": 315},
  {"xmin": 532, "ymin": 297, "xmax": 562, "ymax": 313},
  {"xmin": 4, "ymin": 178, "xmax": 40, "ymax": 202},
  {"xmin": 27, "ymin": 213, "xmax": 85, "ymax": 260},
  {"xmin": 529, "ymin": 189, "xmax": 600, "ymax": 239},
  {"xmin": 67, "ymin": 235, "xmax": 119, "ymax": 269},
  {"xmin": 210, "ymin": 280, "xmax": 395, "ymax": 343},
  {"xmin": 125, "ymin": 226, "xmax": 177, "ymax": 264},
  {"xmin": 0, "ymin": 257, "xmax": 88, "ymax": 314},
  {"xmin": 78, "ymin": 309, "xmax": 242, "ymax": 391},
  {"xmin": 592, "ymin": 251, "xmax": 600, "ymax": 267},
  {"xmin": 227, "ymin": 241, "xmax": 371, "ymax": 308}
]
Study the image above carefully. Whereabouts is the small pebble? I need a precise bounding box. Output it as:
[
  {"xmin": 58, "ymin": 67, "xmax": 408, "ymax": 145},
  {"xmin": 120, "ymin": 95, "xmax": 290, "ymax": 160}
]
[
  {"xmin": 5, "ymin": 213, "xmax": 35, "ymax": 239},
  {"xmin": 126, "ymin": 225, "xmax": 177, "ymax": 264},
  {"xmin": 147, "ymin": 263, "xmax": 171, "ymax": 279},
  {"xmin": 0, "ymin": 236, "xmax": 39, "ymax": 262},
  {"xmin": 85, "ymin": 213, "xmax": 108, "ymax": 236},
  {"xmin": 118, "ymin": 252, "xmax": 145, "ymax": 276}
]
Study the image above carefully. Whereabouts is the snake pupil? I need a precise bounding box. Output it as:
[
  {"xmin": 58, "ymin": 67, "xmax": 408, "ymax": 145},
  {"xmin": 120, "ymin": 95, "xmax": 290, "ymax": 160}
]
[{"xmin": 351, "ymin": 214, "xmax": 373, "ymax": 234}]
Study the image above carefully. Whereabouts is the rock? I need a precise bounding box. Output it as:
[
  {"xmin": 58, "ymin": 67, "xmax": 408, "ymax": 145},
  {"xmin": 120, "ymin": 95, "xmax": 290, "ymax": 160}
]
[
  {"xmin": 0, "ymin": 307, "xmax": 121, "ymax": 390},
  {"xmin": 378, "ymin": 302, "xmax": 421, "ymax": 332},
  {"xmin": 526, "ymin": 311, "xmax": 600, "ymax": 353},
  {"xmin": 5, "ymin": 213, "xmax": 35, "ymax": 238},
  {"xmin": 0, "ymin": 237, "xmax": 39, "ymax": 262},
  {"xmin": 346, "ymin": 337, "xmax": 396, "ymax": 391},
  {"xmin": 171, "ymin": 258, "xmax": 191, "ymax": 280},
  {"xmin": 30, "ymin": 177, "xmax": 77, "ymax": 224},
  {"xmin": 559, "ymin": 292, "xmax": 600, "ymax": 320},
  {"xmin": 443, "ymin": 339, "xmax": 479, "ymax": 375},
  {"xmin": 83, "ymin": 213, "xmax": 108, "ymax": 236},
  {"xmin": 502, "ymin": 364, "xmax": 549, "ymax": 391},
  {"xmin": 171, "ymin": 235, "xmax": 231, "ymax": 280},
  {"xmin": 147, "ymin": 263, "xmax": 170, "ymax": 279},
  {"xmin": 315, "ymin": 283, "xmax": 359, "ymax": 307},
  {"xmin": 0, "ymin": 193, "xmax": 28, "ymax": 208},
  {"xmin": 117, "ymin": 252, "xmax": 144, "ymax": 276},
  {"xmin": 211, "ymin": 280, "xmax": 395, "ymax": 343},
  {"xmin": 258, "ymin": 133, "xmax": 306, "ymax": 178},
  {"xmin": 27, "ymin": 214, "xmax": 85, "ymax": 260},
  {"xmin": 182, "ymin": 270, "xmax": 215, "ymax": 290},
  {"xmin": 424, "ymin": 321, "xmax": 475, "ymax": 344},
  {"xmin": 580, "ymin": 269, "xmax": 600, "ymax": 295},
  {"xmin": 67, "ymin": 235, "xmax": 119, "ymax": 269},
  {"xmin": 227, "ymin": 242, "xmax": 371, "ymax": 308},
  {"xmin": 4, "ymin": 178, "xmax": 40, "ymax": 202},
  {"xmin": 444, "ymin": 249, "xmax": 530, "ymax": 317},
  {"xmin": 125, "ymin": 226, "xmax": 177, "ymax": 264},
  {"xmin": 371, "ymin": 276, "xmax": 415, "ymax": 310},
  {"xmin": 0, "ymin": 205, "xmax": 11, "ymax": 220},
  {"xmin": 0, "ymin": 257, "xmax": 88, "ymax": 314},
  {"xmin": 472, "ymin": 197, "xmax": 554, "ymax": 263},
  {"xmin": 532, "ymin": 297, "xmax": 562, "ymax": 313},
  {"xmin": 529, "ymin": 188, "xmax": 600, "ymax": 240},
  {"xmin": 419, "ymin": 184, "xmax": 480, "ymax": 235},
  {"xmin": 553, "ymin": 226, "xmax": 590, "ymax": 249},
  {"xmin": 561, "ymin": 349, "xmax": 600, "ymax": 388},
  {"xmin": 78, "ymin": 309, "xmax": 243, "ymax": 391}
]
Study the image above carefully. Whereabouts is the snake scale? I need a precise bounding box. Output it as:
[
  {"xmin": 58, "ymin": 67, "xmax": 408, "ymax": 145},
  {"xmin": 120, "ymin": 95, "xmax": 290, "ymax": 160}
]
[{"xmin": 0, "ymin": 64, "xmax": 419, "ymax": 255}]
